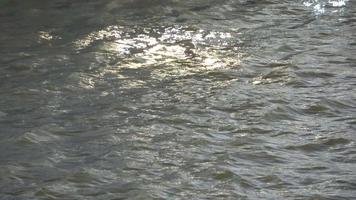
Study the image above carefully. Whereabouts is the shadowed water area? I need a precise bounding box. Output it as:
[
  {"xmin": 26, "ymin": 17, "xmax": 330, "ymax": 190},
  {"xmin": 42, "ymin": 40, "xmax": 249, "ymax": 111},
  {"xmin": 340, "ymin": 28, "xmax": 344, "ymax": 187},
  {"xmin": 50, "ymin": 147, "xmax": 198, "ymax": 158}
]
[{"xmin": 0, "ymin": 0, "xmax": 356, "ymax": 199}]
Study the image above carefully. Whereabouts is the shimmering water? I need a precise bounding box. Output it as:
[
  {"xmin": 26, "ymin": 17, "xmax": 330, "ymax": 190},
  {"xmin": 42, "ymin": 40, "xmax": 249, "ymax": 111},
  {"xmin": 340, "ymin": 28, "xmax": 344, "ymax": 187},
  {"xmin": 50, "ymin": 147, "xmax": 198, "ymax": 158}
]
[{"xmin": 0, "ymin": 0, "xmax": 356, "ymax": 199}]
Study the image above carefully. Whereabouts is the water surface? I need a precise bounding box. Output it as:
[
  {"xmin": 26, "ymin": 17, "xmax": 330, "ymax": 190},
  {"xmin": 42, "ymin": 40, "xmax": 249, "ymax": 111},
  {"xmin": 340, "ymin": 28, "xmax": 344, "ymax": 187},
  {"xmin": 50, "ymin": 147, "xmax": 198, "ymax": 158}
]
[{"xmin": 0, "ymin": 0, "xmax": 356, "ymax": 199}]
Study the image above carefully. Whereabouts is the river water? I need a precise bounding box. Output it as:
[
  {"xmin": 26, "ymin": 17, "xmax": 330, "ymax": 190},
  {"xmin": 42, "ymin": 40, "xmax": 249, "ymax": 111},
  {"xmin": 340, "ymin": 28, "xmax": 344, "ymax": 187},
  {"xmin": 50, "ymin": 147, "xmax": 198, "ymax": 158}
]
[{"xmin": 0, "ymin": 0, "xmax": 355, "ymax": 199}]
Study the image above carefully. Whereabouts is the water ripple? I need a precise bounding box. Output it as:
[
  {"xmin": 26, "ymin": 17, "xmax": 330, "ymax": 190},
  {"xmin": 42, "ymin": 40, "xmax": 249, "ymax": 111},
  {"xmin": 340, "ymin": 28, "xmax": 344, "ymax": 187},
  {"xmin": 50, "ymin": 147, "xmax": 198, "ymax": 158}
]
[{"xmin": 0, "ymin": 0, "xmax": 355, "ymax": 199}]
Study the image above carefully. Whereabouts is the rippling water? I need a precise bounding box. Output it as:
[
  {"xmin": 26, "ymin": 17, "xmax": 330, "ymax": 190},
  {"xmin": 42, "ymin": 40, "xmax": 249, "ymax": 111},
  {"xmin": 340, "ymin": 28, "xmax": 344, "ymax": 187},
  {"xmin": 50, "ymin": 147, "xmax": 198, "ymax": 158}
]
[{"xmin": 0, "ymin": 0, "xmax": 356, "ymax": 199}]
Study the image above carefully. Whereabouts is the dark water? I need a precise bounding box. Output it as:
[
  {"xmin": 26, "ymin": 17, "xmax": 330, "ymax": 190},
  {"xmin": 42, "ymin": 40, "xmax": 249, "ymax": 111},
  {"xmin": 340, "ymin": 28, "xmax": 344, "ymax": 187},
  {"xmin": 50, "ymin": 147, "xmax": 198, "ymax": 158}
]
[{"xmin": 0, "ymin": 0, "xmax": 356, "ymax": 199}]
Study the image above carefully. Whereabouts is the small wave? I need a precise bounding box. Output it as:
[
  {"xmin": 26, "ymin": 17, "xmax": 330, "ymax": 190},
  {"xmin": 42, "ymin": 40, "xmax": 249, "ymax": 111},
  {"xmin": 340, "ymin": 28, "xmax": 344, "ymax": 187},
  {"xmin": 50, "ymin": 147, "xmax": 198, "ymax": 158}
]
[
  {"xmin": 285, "ymin": 137, "xmax": 352, "ymax": 152},
  {"xmin": 17, "ymin": 130, "xmax": 60, "ymax": 145},
  {"xmin": 0, "ymin": 110, "xmax": 7, "ymax": 118}
]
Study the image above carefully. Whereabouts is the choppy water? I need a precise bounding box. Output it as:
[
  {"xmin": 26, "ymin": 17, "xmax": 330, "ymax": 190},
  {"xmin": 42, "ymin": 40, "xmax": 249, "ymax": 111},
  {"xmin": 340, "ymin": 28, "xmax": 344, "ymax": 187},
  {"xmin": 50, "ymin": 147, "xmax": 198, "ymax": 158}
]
[{"xmin": 0, "ymin": 0, "xmax": 356, "ymax": 199}]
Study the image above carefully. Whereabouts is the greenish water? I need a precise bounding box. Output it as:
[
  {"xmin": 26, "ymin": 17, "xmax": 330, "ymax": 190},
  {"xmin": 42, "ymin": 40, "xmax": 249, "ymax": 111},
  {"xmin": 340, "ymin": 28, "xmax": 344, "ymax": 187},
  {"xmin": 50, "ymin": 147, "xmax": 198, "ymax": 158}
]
[{"xmin": 0, "ymin": 0, "xmax": 355, "ymax": 199}]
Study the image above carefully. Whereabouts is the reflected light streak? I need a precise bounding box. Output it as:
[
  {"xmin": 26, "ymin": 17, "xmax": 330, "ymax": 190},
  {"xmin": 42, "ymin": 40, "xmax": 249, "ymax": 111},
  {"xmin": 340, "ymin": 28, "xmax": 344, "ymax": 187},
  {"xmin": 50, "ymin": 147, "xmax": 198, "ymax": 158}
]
[
  {"xmin": 303, "ymin": 0, "xmax": 349, "ymax": 15},
  {"xmin": 72, "ymin": 25, "xmax": 244, "ymax": 90}
]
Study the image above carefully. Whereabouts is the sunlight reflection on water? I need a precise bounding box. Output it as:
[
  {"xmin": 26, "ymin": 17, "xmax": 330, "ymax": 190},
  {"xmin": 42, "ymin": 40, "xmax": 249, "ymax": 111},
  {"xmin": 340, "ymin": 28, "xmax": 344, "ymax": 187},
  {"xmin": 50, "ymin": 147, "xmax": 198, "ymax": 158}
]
[
  {"xmin": 72, "ymin": 25, "xmax": 244, "ymax": 86},
  {"xmin": 303, "ymin": 0, "xmax": 349, "ymax": 14}
]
